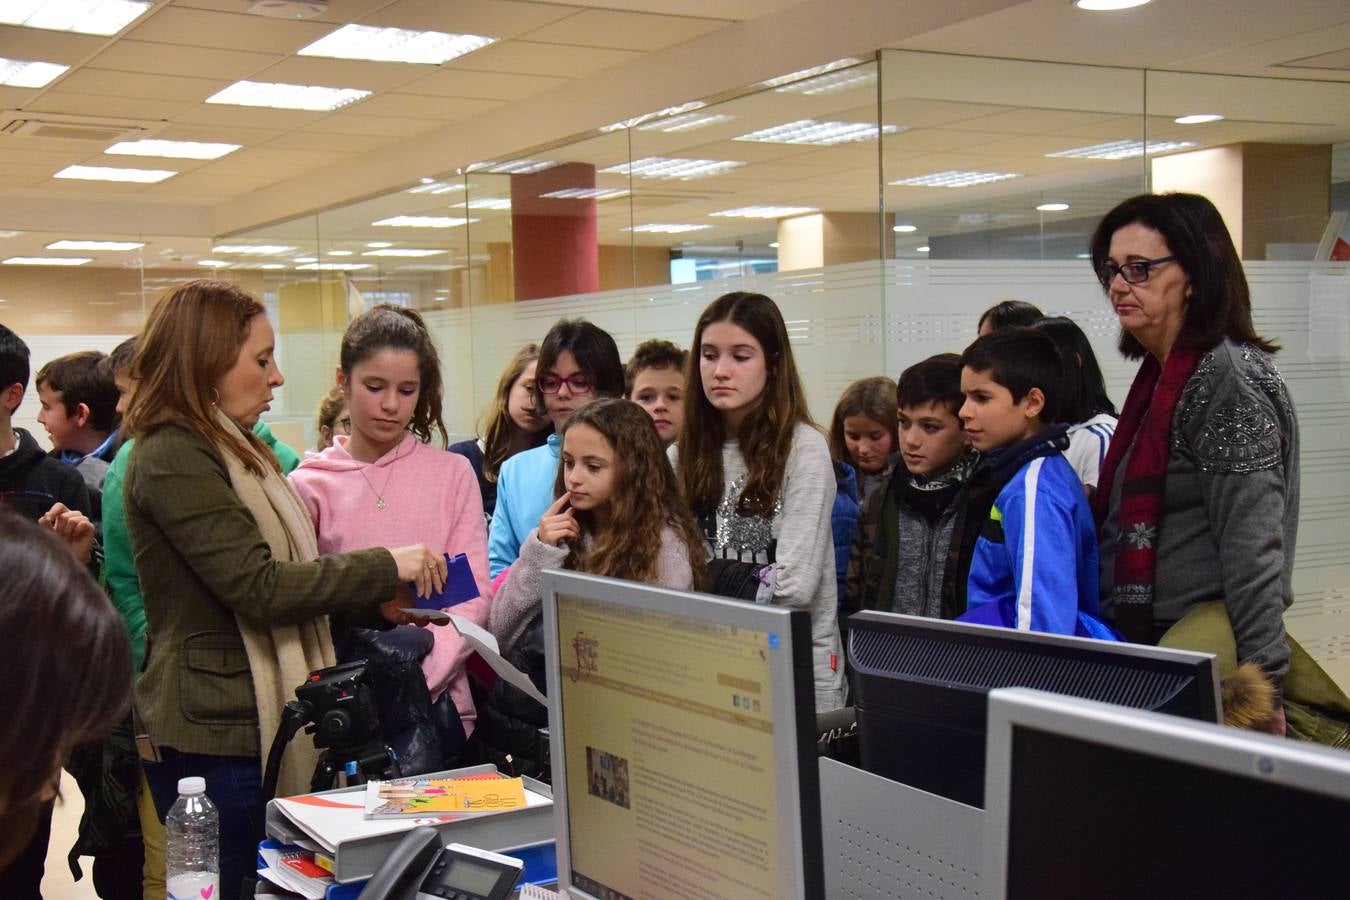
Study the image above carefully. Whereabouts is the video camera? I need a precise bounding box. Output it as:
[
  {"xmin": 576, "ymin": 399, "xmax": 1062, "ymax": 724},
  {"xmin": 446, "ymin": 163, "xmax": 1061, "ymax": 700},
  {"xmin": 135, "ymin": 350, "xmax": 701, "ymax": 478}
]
[{"xmin": 295, "ymin": 660, "xmax": 383, "ymax": 751}]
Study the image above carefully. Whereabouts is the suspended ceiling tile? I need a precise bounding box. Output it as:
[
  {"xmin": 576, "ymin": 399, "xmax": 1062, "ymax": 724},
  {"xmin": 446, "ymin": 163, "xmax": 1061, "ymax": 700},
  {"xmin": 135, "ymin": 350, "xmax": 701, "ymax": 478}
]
[
  {"xmin": 126, "ymin": 7, "xmax": 332, "ymax": 54},
  {"xmin": 352, "ymin": 93, "xmax": 503, "ymax": 120},
  {"xmin": 263, "ymin": 131, "xmax": 392, "ymax": 153},
  {"xmin": 171, "ymin": 0, "xmax": 393, "ymax": 24},
  {"xmin": 155, "ymin": 123, "xmax": 282, "ymax": 145},
  {"xmin": 23, "ymin": 92, "xmax": 195, "ymax": 121},
  {"xmin": 877, "ymin": 98, "xmax": 1011, "ymax": 129},
  {"xmin": 368, "ymin": 0, "xmax": 579, "ymax": 40},
  {"xmin": 535, "ymin": 0, "xmax": 799, "ymax": 16},
  {"xmin": 302, "ymin": 113, "xmax": 446, "ymax": 137},
  {"xmin": 521, "ymin": 10, "xmax": 728, "ymax": 52},
  {"xmin": 171, "ymin": 103, "xmax": 332, "ymax": 130},
  {"xmin": 0, "ymin": 26, "xmax": 105, "ymax": 65},
  {"xmin": 54, "ymin": 69, "xmax": 229, "ymax": 103},
  {"xmin": 203, "ymin": 146, "xmax": 354, "ymax": 175},
  {"xmin": 142, "ymin": 172, "xmax": 276, "ymax": 198},
  {"xmin": 883, "ymin": 128, "xmax": 1013, "ymax": 153},
  {"xmin": 87, "ymin": 41, "xmax": 283, "ymax": 80},
  {"xmin": 397, "ymin": 68, "xmax": 570, "ymax": 101},
  {"xmin": 446, "ymin": 41, "xmax": 643, "ymax": 78},
  {"xmin": 252, "ymin": 56, "xmax": 430, "ymax": 93},
  {"xmin": 0, "ymin": 86, "xmax": 40, "ymax": 108},
  {"xmin": 946, "ymin": 108, "xmax": 1126, "ymax": 134}
]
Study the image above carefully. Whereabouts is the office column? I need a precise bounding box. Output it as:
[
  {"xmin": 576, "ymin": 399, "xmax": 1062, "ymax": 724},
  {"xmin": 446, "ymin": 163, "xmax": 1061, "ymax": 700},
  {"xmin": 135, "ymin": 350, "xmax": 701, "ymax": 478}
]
[{"xmin": 510, "ymin": 163, "xmax": 599, "ymax": 300}]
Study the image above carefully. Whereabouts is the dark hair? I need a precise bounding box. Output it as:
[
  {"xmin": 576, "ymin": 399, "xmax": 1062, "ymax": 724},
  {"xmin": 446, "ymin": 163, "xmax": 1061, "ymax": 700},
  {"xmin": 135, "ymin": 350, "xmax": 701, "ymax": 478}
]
[
  {"xmin": 340, "ymin": 304, "xmax": 447, "ymax": 448},
  {"xmin": 898, "ymin": 353, "xmax": 965, "ymax": 417},
  {"xmin": 978, "ymin": 300, "xmax": 1044, "ymax": 333},
  {"xmin": 105, "ymin": 337, "xmax": 138, "ymax": 377},
  {"xmin": 533, "ymin": 318, "xmax": 625, "ymax": 411},
  {"xmin": 36, "ymin": 350, "xmax": 121, "ymax": 433},
  {"xmin": 0, "ymin": 324, "xmax": 30, "ymax": 414},
  {"xmin": 0, "ymin": 507, "xmax": 130, "ymax": 870},
  {"xmin": 828, "ymin": 376, "xmax": 898, "ymax": 463},
  {"xmin": 624, "ymin": 339, "xmax": 687, "ymax": 396},
  {"xmin": 961, "ymin": 327, "xmax": 1067, "ymax": 424},
  {"xmin": 1090, "ymin": 192, "xmax": 1276, "ymax": 359},
  {"xmin": 1031, "ymin": 316, "xmax": 1117, "ymax": 421},
  {"xmin": 480, "ymin": 343, "xmax": 550, "ymax": 483},
  {"xmin": 678, "ymin": 291, "xmax": 815, "ymax": 517}
]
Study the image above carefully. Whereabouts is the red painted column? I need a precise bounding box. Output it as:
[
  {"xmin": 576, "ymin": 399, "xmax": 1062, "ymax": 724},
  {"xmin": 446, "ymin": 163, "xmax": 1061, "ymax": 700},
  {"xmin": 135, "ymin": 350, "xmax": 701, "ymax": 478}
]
[{"xmin": 510, "ymin": 162, "xmax": 599, "ymax": 301}]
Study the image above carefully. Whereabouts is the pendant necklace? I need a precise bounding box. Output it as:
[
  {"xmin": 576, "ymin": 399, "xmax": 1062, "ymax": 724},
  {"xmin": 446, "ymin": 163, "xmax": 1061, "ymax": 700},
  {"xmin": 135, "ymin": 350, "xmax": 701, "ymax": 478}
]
[{"xmin": 356, "ymin": 439, "xmax": 405, "ymax": 509}]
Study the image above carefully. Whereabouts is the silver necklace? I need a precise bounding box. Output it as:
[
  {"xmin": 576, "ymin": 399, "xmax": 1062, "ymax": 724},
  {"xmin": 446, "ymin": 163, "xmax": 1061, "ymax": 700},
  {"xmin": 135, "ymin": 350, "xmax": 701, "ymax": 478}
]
[{"xmin": 354, "ymin": 439, "xmax": 406, "ymax": 509}]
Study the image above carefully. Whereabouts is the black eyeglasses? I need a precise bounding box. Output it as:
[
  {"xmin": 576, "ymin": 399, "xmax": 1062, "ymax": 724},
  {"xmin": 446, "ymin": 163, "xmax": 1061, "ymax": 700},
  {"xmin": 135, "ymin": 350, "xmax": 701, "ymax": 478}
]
[
  {"xmin": 1098, "ymin": 255, "xmax": 1175, "ymax": 287},
  {"xmin": 539, "ymin": 373, "xmax": 593, "ymax": 394}
]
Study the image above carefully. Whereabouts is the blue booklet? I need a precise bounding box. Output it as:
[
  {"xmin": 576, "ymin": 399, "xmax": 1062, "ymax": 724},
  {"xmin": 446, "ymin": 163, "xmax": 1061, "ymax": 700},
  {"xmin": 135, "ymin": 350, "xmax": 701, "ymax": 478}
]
[{"xmin": 401, "ymin": 552, "xmax": 479, "ymax": 621}]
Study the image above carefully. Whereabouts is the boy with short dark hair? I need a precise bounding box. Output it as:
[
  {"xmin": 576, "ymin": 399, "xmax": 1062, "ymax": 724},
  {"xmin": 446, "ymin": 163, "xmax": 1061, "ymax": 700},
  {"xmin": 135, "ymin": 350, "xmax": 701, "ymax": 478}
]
[
  {"xmin": 843, "ymin": 353, "xmax": 977, "ymax": 626},
  {"xmin": 624, "ymin": 338, "xmax": 686, "ymax": 447},
  {"xmin": 946, "ymin": 328, "xmax": 1113, "ymax": 638},
  {"xmin": 36, "ymin": 349, "xmax": 121, "ymax": 493}
]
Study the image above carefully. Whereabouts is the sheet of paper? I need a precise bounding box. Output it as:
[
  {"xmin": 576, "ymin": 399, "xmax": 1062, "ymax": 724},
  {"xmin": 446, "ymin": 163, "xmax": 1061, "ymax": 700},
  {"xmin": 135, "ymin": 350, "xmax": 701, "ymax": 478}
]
[{"xmin": 448, "ymin": 614, "xmax": 546, "ymax": 706}]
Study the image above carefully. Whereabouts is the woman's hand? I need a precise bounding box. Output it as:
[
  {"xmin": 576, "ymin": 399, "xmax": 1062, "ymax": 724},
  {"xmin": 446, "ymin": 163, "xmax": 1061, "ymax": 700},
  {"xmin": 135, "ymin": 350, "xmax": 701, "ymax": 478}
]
[
  {"xmin": 537, "ymin": 495, "xmax": 579, "ymax": 547},
  {"xmin": 39, "ymin": 502, "xmax": 95, "ymax": 565},
  {"xmin": 390, "ymin": 544, "xmax": 446, "ymax": 598}
]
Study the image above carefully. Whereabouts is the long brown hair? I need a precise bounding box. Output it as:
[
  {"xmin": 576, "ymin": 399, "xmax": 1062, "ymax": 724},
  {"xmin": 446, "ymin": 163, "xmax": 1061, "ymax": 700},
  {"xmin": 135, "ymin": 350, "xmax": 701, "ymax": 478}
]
[
  {"xmin": 480, "ymin": 343, "xmax": 549, "ymax": 483},
  {"xmin": 0, "ymin": 508, "xmax": 130, "ymax": 870},
  {"xmin": 340, "ymin": 304, "xmax": 448, "ymax": 447},
  {"xmin": 828, "ymin": 376, "xmax": 899, "ymax": 464},
  {"xmin": 552, "ymin": 398, "xmax": 704, "ymax": 588},
  {"xmin": 124, "ymin": 280, "xmax": 274, "ymax": 475},
  {"xmin": 677, "ymin": 291, "xmax": 815, "ymax": 517}
]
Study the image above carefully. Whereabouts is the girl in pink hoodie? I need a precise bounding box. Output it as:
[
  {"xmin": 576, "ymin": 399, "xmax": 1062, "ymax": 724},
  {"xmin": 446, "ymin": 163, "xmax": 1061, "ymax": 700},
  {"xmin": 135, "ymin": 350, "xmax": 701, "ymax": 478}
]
[{"xmin": 290, "ymin": 305, "xmax": 492, "ymax": 737}]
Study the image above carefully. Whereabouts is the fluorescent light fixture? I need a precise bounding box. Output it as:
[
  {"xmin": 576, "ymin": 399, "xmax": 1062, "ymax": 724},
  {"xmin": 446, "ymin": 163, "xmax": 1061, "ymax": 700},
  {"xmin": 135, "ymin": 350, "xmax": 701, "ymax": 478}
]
[
  {"xmin": 106, "ymin": 139, "xmax": 241, "ymax": 160},
  {"xmin": 889, "ymin": 170, "xmax": 1022, "ymax": 188},
  {"xmin": 212, "ymin": 244, "xmax": 296, "ymax": 255},
  {"xmin": 372, "ymin": 216, "xmax": 476, "ymax": 228},
  {"xmin": 0, "ymin": 58, "xmax": 68, "ymax": 88},
  {"xmin": 634, "ymin": 112, "xmax": 733, "ymax": 134},
  {"xmin": 710, "ymin": 205, "xmax": 818, "ymax": 219},
  {"xmin": 465, "ymin": 160, "xmax": 557, "ymax": 175},
  {"xmin": 600, "ymin": 101, "xmax": 708, "ymax": 133},
  {"xmin": 0, "ymin": 231, "xmax": 23, "ymax": 238},
  {"xmin": 734, "ymin": 119, "xmax": 900, "ymax": 146},
  {"xmin": 259, "ymin": 264, "xmax": 286, "ymax": 270},
  {"xmin": 206, "ymin": 81, "xmax": 371, "ymax": 112},
  {"xmin": 298, "ymin": 24, "xmax": 496, "ymax": 65},
  {"xmin": 1175, "ymin": 113, "xmax": 1224, "ymax": 125},
  {"xmin": 540, "ymin": 188, "xmax": 630, "ymax": 201},
  {"xmin": 3, "ymin": 256, "xmax": 91, "ymax": 266},
  {"xmin": 47, "ymin": 240, "xmax": 143, "ymax": 251},
  {"xmin": 327, "ymin": 250, "xmax": 353, "ymax": 256},
  {"xmin": 1046, "ymin": 139, "xmax": 1196, "ymax": 160},
  {"xmin": 0, "ymin": 0, "xmax": 151, "ymax": 36},
  {"xmin": 1036, "ymin": 203, "xmax": 1070, "ymax": 212},
  {"xmin": 1075, "ymin": 0, "xmax": 1151, "ymax": 9},
  {"xmin": 774, "ymin": 68, "xmax": 876, "ymax": 96},
  {"xmin": 600, "ymin": 157, "xmax": 745, "ymax": 180},
  {"xmin": 454, "ymin": 197, "xmax": 511, "ymax": 210},
  {"xmin": 761, "ymin": 58, "xmax": 864, "ymax": 89},
  {"xmin": 915, "ymin": 246, "xmax": 930, "ymax": 253},
  {"xmin": 893, "ymin": 224, "xmax": 917, "ymax": 233},
  {"xmin": 293, "ymin": 257, "xmax": 318, "ymax": 263},
  {"xmin": 197, "ymin": 259, "xmax": 231, "ymax": 268},
  {"xmin": 623, "ymin": 224, "xmax": 712, "ymax": 234},
  {"xmin": 408, "ymin": 180, "xmax": 467, "ymax": 194},
  {"xmin": 296, "ymin": 262, "xmax": 373, "ymax": 271},
  {"xmin": 769, "ymin": 242, "xmax": 780, "ymax": 248},
  {"xmin": 54, "ymin": 165, "xmax": 176, "ymax": 183},
  {"xmin": 366, "ymin": 242, "xmax": 394, "ymax": 248},
  {"xmin": 362, "ymin": 248, "xmax": 446, "ymax": 257}
]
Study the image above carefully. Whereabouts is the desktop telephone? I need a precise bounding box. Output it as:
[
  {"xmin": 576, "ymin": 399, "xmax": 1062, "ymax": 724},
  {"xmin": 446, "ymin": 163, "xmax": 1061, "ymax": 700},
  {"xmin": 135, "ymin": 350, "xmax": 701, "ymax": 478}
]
[{"xmin": 356, "ymin": 827, "xmax": 523, "ymax": 900}]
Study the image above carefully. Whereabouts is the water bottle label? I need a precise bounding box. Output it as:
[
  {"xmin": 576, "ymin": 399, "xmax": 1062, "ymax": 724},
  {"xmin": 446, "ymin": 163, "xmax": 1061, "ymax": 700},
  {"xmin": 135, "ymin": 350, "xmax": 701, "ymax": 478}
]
[{"xmin": 167, "ymin": 871, "xmax": 218, "ymax": 900}]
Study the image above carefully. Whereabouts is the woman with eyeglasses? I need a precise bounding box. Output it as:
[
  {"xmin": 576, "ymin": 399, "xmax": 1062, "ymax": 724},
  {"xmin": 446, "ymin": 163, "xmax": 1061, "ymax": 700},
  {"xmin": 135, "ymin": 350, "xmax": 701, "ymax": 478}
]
[
  {"xmin": 1091, "ymin": 193, "xmax": 1299, "ymax": 734},
  {"xmin": 486, "ymin": 319, "xmax": 625, "ymax": 577}
]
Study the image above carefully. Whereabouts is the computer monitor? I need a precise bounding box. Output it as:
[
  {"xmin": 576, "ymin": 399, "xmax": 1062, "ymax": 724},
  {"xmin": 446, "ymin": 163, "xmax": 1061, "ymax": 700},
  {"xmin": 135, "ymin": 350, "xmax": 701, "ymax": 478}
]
[
  {"xmin": 983, "ymin": 687, "xmax": 1350, "ymax": 899},
  {"xmin": 541, "ymin": 570, "xmax": 823, "ymax": 899},
  {"xmin": 848, "ymin": 611, "xmax": 1221, "ymax": 808}
]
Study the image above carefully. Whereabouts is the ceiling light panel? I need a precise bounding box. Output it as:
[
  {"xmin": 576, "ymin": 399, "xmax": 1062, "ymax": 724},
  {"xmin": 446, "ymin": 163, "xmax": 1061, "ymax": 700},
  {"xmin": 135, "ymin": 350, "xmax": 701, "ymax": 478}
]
[
  {"xmin": 47, "ymin": 240, "xmax": 143, "ymax": 251},
  {"xmin": 635, "ymin": 112, "xmax": 734, "ymax": 134},
  {"xmin": 1174, "ymin": 114, "xmax": 1224, "ymax": 125},
  {"xmin": 298, "ymin": 25, "xmax": 496, "ymax": 65},
  {"xmin": 4, "ymin": 256, "xmax": 91, "ymax": 266},
  {"xmin": 734, "ymin": 119, "xmax": 900, "ymax": 146},
  {"xmin": 0, "ymin": 0, "xmax": 151, "ymax": 36},
  {"xmin": 212, "ymin": 245, "xmax": 296, "ymax": 255},
  {"xmin": 889, "ymin": 170, "xmax": 1022, "ymax": 188},
  {"xmin": 372, "ymin": 216, "xmax": 476, "ymax": 228},
  {"xmin": 0, "ymin": 58, "xmax": 68, "ymax": 88},
  {"xmin": 197, "ymin": 259, "xmax": 231, "ymax": 267},
  {"xmin": 774, "ymin": 68, "xmax": 876, "ymax": 96},
  {"xmin": 55, "ymin": 165, "xmax": 176, "ymax": 183},
  {"xmin": 600, "ymin": 157, "xmax": 745, "ymax": 180},
  {"xmin": 465, "ymin": 160, "xmax": 557, "ymax": 174},
  {"xmin": 362, "ymin": 248, "xmax": 446, "ymax": 257},
  {"xmin": 106, "ymin": 140, "xmax": 241, "ymax": 160},
  {"xmin": 454, "ymin": 197, "xmax": 511, "ymax": 210},
  {"xmin": 540, "ymin": 188, "xmax": 630, "ymax": 201},
  {"xmin": 600, "ymin": 101, "xmax": 708, "ymax": 133},
  {"xmin": 761, "ymin": 58, "xmax": 864, "ymax": 89},
  {"xmin": 1046, "ymin": 140, "xmax": 1196, "ymax": 160},
  {"xmin": 296, "ymin": 262, "xmax": 373, "ymax": 271},
  {"xmin": 710, "ymin": 206, "xmax": 818, "ymax": 219},
  {"xmin": 624, "ymin": 224, "xmax": 712, "ymax": 234},
  {"xmin": 408, "ymin": 180, "xmax": 467, "ymax": 194},
  {"xmin": 206, "ymin": 81, "xmax": 371, "ymax": 112}
]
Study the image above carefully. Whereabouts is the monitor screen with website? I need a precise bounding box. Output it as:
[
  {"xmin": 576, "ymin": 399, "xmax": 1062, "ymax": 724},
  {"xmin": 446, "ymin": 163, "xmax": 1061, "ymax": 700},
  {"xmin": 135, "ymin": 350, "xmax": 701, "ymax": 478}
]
[
  {"xmin": 983, "ymin": 688, "xmax": 1350, "ymax": 899},
  {"xmin": 848, "ymin": 611, "xmax": 1221, "ymax": 807},
  {"xmin": 541, "ymin": 570, "xmax": 823, "ymax": 900}
]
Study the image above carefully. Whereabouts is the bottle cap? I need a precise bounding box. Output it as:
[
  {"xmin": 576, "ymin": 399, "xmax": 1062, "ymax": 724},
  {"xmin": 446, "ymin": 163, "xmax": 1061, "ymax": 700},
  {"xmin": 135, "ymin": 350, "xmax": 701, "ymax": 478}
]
[{"xmin": 177, "ymin": 776, "xmax": 206, "ymax": 795}]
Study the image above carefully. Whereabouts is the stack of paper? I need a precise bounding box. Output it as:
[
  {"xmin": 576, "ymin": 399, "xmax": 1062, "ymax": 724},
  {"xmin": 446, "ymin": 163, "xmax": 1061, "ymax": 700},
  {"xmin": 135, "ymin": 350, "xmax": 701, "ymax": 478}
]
[{"xmin": 257, "ymin": 844, "xmax": 334, "ymax": 899}]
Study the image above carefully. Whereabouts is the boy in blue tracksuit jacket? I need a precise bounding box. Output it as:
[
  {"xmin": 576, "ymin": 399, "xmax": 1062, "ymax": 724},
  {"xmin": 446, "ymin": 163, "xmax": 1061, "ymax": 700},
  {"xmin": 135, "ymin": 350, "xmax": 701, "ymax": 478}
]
[{"xmin": 950, "ymin": 328, "xmax": 1117, "ymax": 639}]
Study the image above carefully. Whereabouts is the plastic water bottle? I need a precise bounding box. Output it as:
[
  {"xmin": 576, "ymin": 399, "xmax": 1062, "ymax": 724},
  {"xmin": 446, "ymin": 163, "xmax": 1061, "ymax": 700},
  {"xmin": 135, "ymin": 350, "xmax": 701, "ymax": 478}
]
[{"xmin": 165, "ymin": 776, "xmax": 220, "ymax": 900}]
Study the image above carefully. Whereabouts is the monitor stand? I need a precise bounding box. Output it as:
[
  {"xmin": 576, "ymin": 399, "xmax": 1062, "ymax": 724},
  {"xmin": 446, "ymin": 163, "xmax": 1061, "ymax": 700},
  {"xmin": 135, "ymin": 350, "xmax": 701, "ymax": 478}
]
[{"xmin": 819, "ymin": 758, "xmax": 984, "ymax": 899}]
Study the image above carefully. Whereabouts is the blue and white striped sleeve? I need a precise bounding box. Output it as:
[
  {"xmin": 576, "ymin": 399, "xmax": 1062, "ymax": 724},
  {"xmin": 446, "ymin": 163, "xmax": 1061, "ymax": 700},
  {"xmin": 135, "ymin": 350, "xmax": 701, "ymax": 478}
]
[{"xmin": 1000, "ymin": 458, "xmax": 1081, "ymax": 635}]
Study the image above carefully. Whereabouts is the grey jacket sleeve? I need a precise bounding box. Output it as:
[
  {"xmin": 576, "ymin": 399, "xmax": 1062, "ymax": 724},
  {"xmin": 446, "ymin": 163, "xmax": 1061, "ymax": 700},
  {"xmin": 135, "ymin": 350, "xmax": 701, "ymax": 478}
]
[
  {"xmin": 771, "ymin": 427, "xmax": 837, "ymax": 612},
  {"xmin": 488, "ymin": 528, "xmax": 567, "ymax": 654},
  {"xmin": 1178, "ymin": 348, "xmax": 1295, "ymax": 683}
]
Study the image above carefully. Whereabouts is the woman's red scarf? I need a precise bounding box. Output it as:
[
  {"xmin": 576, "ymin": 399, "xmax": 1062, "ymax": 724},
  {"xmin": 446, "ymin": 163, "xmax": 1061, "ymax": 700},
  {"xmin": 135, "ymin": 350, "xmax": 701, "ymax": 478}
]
[{"xmin": 1093, "ymin": 343, "xmax": 1204, "ymax": 643}]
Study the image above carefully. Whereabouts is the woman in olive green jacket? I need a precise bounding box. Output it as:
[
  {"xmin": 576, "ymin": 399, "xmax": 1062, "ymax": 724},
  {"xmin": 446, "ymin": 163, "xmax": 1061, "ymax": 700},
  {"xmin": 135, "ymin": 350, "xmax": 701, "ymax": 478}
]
[{"xmin": 123, "ymin": 280, "xmax": 448, "ymax": 900}]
